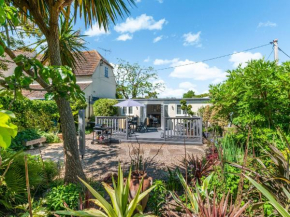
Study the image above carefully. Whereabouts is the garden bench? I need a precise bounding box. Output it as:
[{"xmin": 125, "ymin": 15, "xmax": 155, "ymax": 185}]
[{"xmin": 23, "ymin": 137, "xmax": 46, "ymax": 149}]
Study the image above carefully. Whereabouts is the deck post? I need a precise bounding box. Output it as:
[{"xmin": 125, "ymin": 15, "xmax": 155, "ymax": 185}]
[
  {"xmin": 164, "ymin": 117, "xmax": 166, "ymax": 141},
  {"xmin": 199, "ymin": 117, "xmax": 203, "ymax": 144},
  {"xmin": 126, "ymin": 117, "xmax": 129, "ymax": 139}
]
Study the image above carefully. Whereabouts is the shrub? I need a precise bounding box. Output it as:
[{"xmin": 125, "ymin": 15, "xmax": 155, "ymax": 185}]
[
  {"xmin": 10, "ymin": 129, "xmax": 60, "ymax": 151},
  {"xmin": 147, "ymin": 180, "xmax": 167, "ymax": 216},
  {"xmin": 0, "ymin": 96, "xmax": 86, "ymax": 133},
  {"xmin": 93, "ymin": 98, "xmax": 118, "ymax": 116},
  {"xmin": 0, "ymin": 96, "xmax": 59, "ymax": 132},
  {"xmin": 46, "ymin": 183, "xmax": 81, "ymax": 211},
  {"xmin": 0, "ymin": 150, "xmax": 59, "ymax": 211}
]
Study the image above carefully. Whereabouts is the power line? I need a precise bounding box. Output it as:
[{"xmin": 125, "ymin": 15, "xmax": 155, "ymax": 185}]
[
  {"xmin": 266, "ymin": 47, "xmax": 274, "ymax": 61},
  {"xmin": 94, "ymin": 42, "xmax": 272, "ymax": 79},
  {"xmin": 278, "ymin": 47, "xmax": 290, "ymax": 59},
  {"xmin": 153, "ymin": 43, "xmax": 271, "ymax": 71}
]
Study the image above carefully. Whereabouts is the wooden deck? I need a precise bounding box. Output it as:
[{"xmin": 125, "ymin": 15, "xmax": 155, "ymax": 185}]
[{"xmin": 112, "ymin": 129, "xmax": 202, "ymax": 145}]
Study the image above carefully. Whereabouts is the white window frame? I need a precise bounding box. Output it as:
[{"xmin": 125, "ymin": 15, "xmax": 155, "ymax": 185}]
[{"xmin": 121, "ymin": 107, "xmax": 133, "ymax": 115}]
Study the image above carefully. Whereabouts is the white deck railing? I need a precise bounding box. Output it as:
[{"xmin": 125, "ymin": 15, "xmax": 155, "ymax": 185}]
[
  {"xmin": 164, "ymin": 117, "xmax": 202, "ymax": 143},
  {"xmin": 95, "ymin": 116, "xmax": 129, "ymax": 139}
]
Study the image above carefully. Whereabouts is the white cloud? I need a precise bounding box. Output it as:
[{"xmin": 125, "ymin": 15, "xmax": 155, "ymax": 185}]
[
  {"xmin": 157, "ymin": 0, "xmax": 163, "ymax": 3},
  {"xmin": 156, "ymin": 80, "xmax": 198, "ymax": 98},
  {"xmin": 183, "ymin": 31, "xmax": 201, "ymax": 46},
  {"xmin": 154, "ymin": 58, "xmax": 179, "ymax": 65},
  {"xmin": 116, "ymin": 34, "xmax": 133, "ymax": 41},
  {"xmin": 144, "ymin": 56, "xmax": 150, "ymax": 62},
  {"xmin": 136, "ymin": 0, "xmax": 141, "ymax": 2},
  {"xmin": 153, "ymin": 35, "xmax": 163, "ymax": 43},
  {"xmin": 229, "ymin": 51, "xmax": 263, "ymax": 68},
  {"xmin": 84, "ymin": 24, "xmax": 110, "ymax": 37},
  {"xmin": 258, "ymin": 21, "xmax": 277, "ymax": 28},
  {"xmin": 169, "ymin": 59, "xmax": 226, "ymax": 81},
  {"xmin": 114, "ymin": 14, "xmax": 166, "ymax": 33},
  {"xmin": 179, "ymin": 81, "xmax": 196, "ymax": 90}
]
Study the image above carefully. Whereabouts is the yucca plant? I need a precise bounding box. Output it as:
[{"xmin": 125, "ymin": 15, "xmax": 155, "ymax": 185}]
[{"xmin": 56, "ymin": 164, "xmax": 156, "ymax": 217}]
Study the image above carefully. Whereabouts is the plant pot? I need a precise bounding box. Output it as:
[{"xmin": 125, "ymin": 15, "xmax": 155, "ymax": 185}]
[
  {"xmin": 57, "ymin": 133, "xmax": 63, "ymax": 141},
  {"xmin": 129, "ymin": 171, "xmax": 153, "ymax": 211}
]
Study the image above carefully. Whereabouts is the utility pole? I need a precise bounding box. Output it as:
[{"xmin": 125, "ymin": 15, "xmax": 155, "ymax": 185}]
[{"xmin": 273, "ymin": 39, "xmax": 279, "ymax": 62}]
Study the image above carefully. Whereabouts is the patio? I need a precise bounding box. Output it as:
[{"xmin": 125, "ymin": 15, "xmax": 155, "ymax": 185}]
[{"xmin": 26, "ymin": 133, "xmax": 207, "ymax": 180}]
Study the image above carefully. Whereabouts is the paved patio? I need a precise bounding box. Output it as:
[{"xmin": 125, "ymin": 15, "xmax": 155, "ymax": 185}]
[{"xmin": 26, "ymin": 133, "xmax": 207, "ymax": 180}]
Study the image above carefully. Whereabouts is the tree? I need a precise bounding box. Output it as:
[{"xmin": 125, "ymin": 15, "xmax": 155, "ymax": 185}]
[
  {"xmin": 0, "ymin": 0, "xmax": 135, "ymax": 183},
  {"xmin": 209, "ymin": 59, "xmax": 290, "ymax": 141},
  {"xmin": 115, "ymin": 60, "xmax": 164, "ymax": 99},
  {"xmin": 93, "ymin": 99, "xmax": 118, "ymax": 116},
  {"xmin": 180, "ymin": 99, "xmax": 195, "ymax": 116},
  {"xmin": 32, "ymin": 16, "xmax": 87, "ymax": 71},
  {"xmin": 183, "ymin": 90, "xmax": 209, "ymax": 98},
  {"xmin": 183, "ymin": 90, "xmax": 195, "ymax": 98}
]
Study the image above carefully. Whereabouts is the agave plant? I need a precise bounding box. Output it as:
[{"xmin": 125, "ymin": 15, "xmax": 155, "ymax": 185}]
[{"xmin": 56, "ymin": 164, "xmax": 156, "ymax": 217}]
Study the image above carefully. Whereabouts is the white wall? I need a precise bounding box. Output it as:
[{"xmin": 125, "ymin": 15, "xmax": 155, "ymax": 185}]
[
  {"xmin": 76, "ymin": 76, "xmax": 92, "ymax": 82},
  {"xmin": 91, "ymin": 63, "xmax": 116, "ymax": 99}
]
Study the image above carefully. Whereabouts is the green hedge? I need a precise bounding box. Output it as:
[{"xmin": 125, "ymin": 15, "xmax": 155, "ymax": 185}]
[
  {"xmin": 0, "ymin": 96, "xmax": 87, "ymax": 133},
  {"xmin": 93, "ymin": 98, "xmax": 118, "ymax": 116},
  {"xmin": 0, "ymin": 97, "xmax": 59, "ymax": 132}
]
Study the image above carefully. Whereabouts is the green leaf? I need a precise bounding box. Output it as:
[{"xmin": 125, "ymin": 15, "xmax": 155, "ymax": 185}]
[
  {"xmin": 245, "ymin": 175, "xmax": 290, "ymax": 217},
  {"xmin": 15, "ymin": 66, "xmax": 23, "ymax": 78},
  {"xmin": 0, "ymin": 45, "xmax": 4, "ymax": 55}
]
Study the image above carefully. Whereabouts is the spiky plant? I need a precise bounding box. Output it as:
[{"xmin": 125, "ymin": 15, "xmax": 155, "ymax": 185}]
[
  {"xmin": 196, "ymin": 191, "xmax": 249, "ymax": 217},
  {"xmin": 32, "ymin": 16, "xmax": 87, "ymax": 71},
  {"xmin": 56, "ymin": 164, "xmax": 156, "ymax": 217},
  {"xmin": 178, "ymin": 154, "xmax": 217, "ymax": 185}
]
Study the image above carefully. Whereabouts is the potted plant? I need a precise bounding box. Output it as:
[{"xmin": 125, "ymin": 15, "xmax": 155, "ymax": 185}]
[{"xmin": 128, "ymin": 143, "xmax": 163, "ymax": 211}]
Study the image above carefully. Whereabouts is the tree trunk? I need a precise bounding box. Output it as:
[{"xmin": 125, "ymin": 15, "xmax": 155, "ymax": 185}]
[
  {"xmin": 55, "ymin": 97, "xmax": 86, "ymax": 183},
  {"xmin": 46, "ymin": 22, "xmax": 86, "ymax": 183}
]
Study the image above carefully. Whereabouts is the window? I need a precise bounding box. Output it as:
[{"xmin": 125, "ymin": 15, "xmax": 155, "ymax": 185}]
[
  {"xmin": 128, "ymin": 107, "xmax": 133, "ymax": 114},
  {"xmin": 122, "ymin": 107, "xmax": 127, "ymax": 115},
  {"xmin": 176, "ymin": 105, "xmax": 185, "ymax": 115},
  {"xmin": 104, "ymin": 67, "xmax": 109, "ymax": 78},
  {"xmin": 121, "ymin": 107, "xmax": 133, "ymax": 115}
]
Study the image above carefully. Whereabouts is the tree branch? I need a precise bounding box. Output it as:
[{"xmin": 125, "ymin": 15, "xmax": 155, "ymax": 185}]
[
  {"xmin": 0, "ymin": 41, "xmax": 51, "ymax": 90},
  {"xmin": 12, "ymin": 0, "xmax": 49, "ymax": 36}
]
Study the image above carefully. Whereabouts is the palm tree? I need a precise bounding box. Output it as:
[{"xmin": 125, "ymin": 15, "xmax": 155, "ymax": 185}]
[
  {"xmin": 4, "ymin": 0, "xmax": 135, "ymax": 183},
  {"xmin": 33, "ymin": 15, "xmax": 88, "ymax": 71}
]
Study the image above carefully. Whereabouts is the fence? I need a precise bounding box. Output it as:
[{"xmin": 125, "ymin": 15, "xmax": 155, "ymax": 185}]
[
  {"xmin": 95, "ymin": 116, "xmax": 129, "ymax": 139},
  {"xmin": 164, "ymin": 117, "xmax": 202, "ymax": 143},
  {"xmin": 95, "ymin": 116, "xmax": 203, "ymax": 143}
]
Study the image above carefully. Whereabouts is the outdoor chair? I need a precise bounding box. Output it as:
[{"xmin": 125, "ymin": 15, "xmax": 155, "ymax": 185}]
[
  {"xmin": 136, "ymin": 118, "xmax": 148, "ymax": 133},
  {"xmin": 152, "ymin": 117, "xmax": 158, "ymax": 127}
]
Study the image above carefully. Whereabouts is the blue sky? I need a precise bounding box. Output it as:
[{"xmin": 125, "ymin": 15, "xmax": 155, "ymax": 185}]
[{"xmin": 74, "ymin": 0, "xmax": 290, "ymax": 98}]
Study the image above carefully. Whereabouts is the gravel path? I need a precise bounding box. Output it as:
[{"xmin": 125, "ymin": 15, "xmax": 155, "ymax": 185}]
[{"xmin": 26, "ymin": 133, "xmax": 207, "ymax": 181}]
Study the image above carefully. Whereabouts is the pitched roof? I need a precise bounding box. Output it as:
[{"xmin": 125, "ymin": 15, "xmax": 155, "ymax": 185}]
[
  {"xmin": 22, "ymin": 82, "xmax": 91, "ymax": 99},
  {"xmin": 1, "ymin": 50, "xmax": 112, "ymax": 77},
  {"xmin": 74, "ymin": 50, "xmax": 113, "ymax": 76}
]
